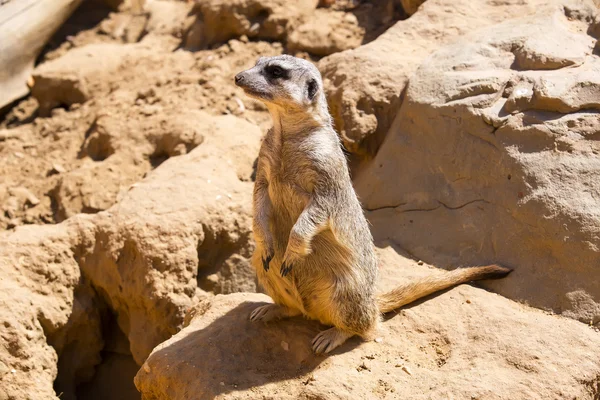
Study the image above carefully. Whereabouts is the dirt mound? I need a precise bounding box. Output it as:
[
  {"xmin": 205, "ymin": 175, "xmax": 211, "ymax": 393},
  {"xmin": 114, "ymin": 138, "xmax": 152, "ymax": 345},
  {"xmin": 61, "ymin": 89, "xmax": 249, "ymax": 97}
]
[{"xmin": 1, "ymin": 0, "xmax": 599, "ymax": 399}]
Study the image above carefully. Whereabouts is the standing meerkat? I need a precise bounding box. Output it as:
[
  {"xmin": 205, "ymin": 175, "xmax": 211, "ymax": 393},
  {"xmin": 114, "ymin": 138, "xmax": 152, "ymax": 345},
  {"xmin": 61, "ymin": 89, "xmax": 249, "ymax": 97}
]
[{"xmin": 234, "ymin": 55, "xmax": 512, "ymax": 354}]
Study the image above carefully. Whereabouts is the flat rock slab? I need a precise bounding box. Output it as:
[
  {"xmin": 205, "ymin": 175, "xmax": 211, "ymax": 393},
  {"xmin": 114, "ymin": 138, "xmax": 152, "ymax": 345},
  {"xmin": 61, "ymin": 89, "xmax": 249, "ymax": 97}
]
[{"xmin": 135, "ymin": 249, "xmax": 600, "ymax": 399}]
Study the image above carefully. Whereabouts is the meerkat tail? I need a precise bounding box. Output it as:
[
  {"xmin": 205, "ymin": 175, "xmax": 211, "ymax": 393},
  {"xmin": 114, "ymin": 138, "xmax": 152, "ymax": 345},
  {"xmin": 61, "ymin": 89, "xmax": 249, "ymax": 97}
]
[{"xmin": 376, "ymin": 264, "xmax": 512, "ymax": 314}]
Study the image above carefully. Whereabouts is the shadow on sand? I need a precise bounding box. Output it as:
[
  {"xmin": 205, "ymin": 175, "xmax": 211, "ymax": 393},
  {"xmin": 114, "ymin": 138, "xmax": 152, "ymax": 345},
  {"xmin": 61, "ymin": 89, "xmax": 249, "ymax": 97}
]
[{"xmin": 141, "ymin": 299, "xmax": 362, "ymax": 399}]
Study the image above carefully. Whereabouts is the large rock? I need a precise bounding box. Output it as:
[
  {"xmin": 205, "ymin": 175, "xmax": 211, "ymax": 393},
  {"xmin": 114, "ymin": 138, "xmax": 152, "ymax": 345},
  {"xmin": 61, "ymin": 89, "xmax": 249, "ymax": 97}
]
[
  {"xmin": 319, "ymin": 0, "xmax": 550, "ymax": 156},
  {"xmin": 355, "ymin": 1, "xmax": 600, "ymax": 324},
  {"xmin": 134, "ymin": 248, "xmax": 600, "ymax": 399},
  {"xmin": 75, "ymin": 112, "xmax": 262, "ymax": 364}
]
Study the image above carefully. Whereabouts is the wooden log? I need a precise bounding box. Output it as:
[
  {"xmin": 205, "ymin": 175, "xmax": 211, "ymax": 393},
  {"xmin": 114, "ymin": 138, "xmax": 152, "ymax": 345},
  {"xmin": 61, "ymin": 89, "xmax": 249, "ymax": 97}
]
[{"xmin": 0, "ymin": 0, "xmax": 82, "ymax": 110}]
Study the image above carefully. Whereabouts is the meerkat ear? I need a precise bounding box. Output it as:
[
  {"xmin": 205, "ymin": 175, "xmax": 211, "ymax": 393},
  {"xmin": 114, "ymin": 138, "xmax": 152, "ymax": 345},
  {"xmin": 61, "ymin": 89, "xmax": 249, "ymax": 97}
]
[{"xmin": 306, "ymin": 78, "xmax": 318, "ymax": 102}]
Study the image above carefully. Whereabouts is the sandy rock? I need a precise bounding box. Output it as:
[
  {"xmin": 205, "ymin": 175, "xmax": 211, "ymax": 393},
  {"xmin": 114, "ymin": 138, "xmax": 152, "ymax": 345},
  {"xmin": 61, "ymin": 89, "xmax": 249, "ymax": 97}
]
[
  {"xmin": 319, "ymin": 0, "xmax": 549, "ymax": 156},
  {"xmin": 31, "ymin": 43, "xmax": 140, "ymax": 115},
  {"xmin": 50, "ymin": 160, "xmax": 144, "ymax": 222},
  {"xmin": 144, "ymin": 0, "xmax": 194, "ymax": 38},
  {"xmin": 8, "ymin": 186, "xmax": 40, "ymax": 207},
  {"xmin": 0, "ymin": 221, "xmax": 102, "ymax": 400},
  {"xmin": 355, "ymin": 2, "xmax": 600, "ymax": 324},
  {"xmin": 185, "ymin": 0, "xmax": 319, "ymax": 49},
  {"xmin": 50, "ymin": 108, "xmax": 211, "ymax": 221},
  {"xmin": 134, "ymin": 249, "xmax": 600, "ymax": 399},
  {"xmin": 288, "ymin": 1, "xmax": 402, "ymax": 57},
  {"xmin": 75, "ymin": 113, "xmax": 262, "ymax": 364},
  {"xmin": 287, "ymin": 9, "xmax": 365, "ymax": 56}
]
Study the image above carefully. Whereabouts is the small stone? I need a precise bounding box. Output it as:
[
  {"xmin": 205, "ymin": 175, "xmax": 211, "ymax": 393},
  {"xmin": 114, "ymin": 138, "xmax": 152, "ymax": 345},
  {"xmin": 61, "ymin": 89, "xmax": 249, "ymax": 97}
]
[
  {"xmin": 234, "ymin": 97, "xmax": 245, "ymax": 113},
  {"xmin": 417, "ymin": 261, "xmax": 424, "ymax": 265},
  {"xmin": 143, "ymin": 363, "xmax": 151, "ymax": 373},
  {"xmin": 206, "ymin": 274, "xmax": 219, "ymax": 285},
  {"xmin": 51, "ymin": 163, "xmax": 66, "ymax": 174},
  {"xmin": 466, "ymin": 299, "xmax": 472, "ymax": 304},
  {"xmin": 374, "ymin": 337, "xmax": 383, "ymax": 343},
  {"xmin": 0, "ymin": 129, "xmax": 20, "ymax": 141},
  {"xmin": 402, "ymin": 366, "xmax": 412, "ymax": 376},
  {"xmin": 10, "ymin": 187, "xmax": 40, "ymax": 206},
  {"xmin": 11, "ymin": 369, "xmax": 16, "ymax": 373},
  {"xmin": 249, "ymin": 23, "xmax": 260, "ymax": 34},
  {"xmin": 219, "ymin": 382, "xmax": 225, "ymax": 386},
  {"xmin": 280, "ymin": 341, "xmax": 289, "ymax": 351},
  {"xmin": 14, "ymin": 152, "xmax": 24, "ymax": 158}
]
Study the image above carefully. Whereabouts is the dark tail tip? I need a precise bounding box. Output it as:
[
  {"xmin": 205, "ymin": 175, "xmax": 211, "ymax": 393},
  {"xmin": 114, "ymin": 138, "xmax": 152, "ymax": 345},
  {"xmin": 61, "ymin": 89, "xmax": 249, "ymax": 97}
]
[{"xmin": 477, "ymin": 264, "xmax": 513, "ymax": 280}]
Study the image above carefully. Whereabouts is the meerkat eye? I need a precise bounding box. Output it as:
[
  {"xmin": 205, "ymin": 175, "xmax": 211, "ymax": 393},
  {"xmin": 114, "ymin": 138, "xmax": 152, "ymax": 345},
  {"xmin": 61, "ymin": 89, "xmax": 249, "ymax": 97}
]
[{"xmin": 267, "ymin": 65, "xmax": 286, "ymax": 79}]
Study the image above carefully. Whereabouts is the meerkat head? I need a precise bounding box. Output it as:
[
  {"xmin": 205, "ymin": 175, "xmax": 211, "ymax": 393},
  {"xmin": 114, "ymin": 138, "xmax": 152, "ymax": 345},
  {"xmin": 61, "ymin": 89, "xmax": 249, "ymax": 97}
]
[{"xmin": 234, "ymin": 55, "xmax": 325, "ymax": 113}]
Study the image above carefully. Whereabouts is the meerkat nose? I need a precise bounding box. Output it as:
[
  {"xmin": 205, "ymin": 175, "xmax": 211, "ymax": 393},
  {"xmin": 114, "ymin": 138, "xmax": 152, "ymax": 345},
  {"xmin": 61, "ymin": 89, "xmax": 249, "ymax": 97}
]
[{"xmin": 234, "ymin": 73, "xmax": 245, "ymax": 86}]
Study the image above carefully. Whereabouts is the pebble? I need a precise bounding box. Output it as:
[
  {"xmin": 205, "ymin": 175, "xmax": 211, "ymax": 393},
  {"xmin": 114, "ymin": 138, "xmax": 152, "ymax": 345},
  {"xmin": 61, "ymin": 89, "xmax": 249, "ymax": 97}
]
[
  {"xmin": 234, "ymin": 97, "xmax": 245, "ymax": 113},
  {"xmin": 10, "ymin": 187, "xmax": 40, "ymax": 206},
  {"xmin": 280, "ymin": 341, "xmax": 289, "ymax": 351},
  {"xmin": 52, "ymin": 163, "xmax": 66, "ymax": 174}
]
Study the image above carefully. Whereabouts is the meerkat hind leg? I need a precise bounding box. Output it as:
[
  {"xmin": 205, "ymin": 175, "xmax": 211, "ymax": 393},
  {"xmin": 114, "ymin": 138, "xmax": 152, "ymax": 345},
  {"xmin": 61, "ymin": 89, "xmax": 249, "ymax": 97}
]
[
  {"xmin": 312, "ymin": 327, "xmax": 354, "ymax": 354},
  {"xmin": 249, "ymin": 303, "xmax": 300, "ymax": 322}
]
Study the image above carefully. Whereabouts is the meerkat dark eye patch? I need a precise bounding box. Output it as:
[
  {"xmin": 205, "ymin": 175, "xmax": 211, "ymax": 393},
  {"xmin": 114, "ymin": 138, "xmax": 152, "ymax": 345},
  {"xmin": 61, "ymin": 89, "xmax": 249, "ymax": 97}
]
[
  {"xmin": 265, "ymin": 65, "xmax": 289, "ymax": 80},
  {"xmin": 306, "ymin": 78, "xmax": 318, "ymax": 101}
]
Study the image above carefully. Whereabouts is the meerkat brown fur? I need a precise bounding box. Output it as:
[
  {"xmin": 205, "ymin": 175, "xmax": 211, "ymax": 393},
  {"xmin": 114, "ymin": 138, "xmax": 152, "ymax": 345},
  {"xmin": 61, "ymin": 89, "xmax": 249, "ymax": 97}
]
[{"xmin": 235, "ymin": 55, "xmax": 512, "ymax": 354}]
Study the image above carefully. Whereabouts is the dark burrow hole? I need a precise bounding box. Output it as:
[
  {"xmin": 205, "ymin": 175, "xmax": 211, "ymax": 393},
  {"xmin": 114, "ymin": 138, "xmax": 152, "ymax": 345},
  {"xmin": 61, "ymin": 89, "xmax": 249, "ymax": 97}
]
[
  {"xmin": 78, "ymin": 120, "xmax": 116, "ymax": 162},
  {"xmin": 149, "ymin": 151, "xmax": 170, "ymax": 169},
  {"xmin": 53, "ymin": 300, "xmax": 140, "ymax": 400},
  {"xmin": 75, "ymin": 311, "xmax": 140, "ymax": 400}
]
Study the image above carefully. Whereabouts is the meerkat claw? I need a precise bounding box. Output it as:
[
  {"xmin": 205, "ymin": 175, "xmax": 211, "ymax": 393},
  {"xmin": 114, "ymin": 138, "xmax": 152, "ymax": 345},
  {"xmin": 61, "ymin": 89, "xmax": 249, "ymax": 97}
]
[
  {"xmin": 280, "ymin": 261, "xmax": 293, "ymax": 277},
  {"xmin": 262, "ymin": 254, "xmax": 273, "ymax": 271}
]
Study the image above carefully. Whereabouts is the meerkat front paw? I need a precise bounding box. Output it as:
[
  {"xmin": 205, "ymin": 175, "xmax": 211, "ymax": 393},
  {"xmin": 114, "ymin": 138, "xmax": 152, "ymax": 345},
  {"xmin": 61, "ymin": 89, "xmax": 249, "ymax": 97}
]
[
  {"xmin": 262, "ymin": 252, "xmax": 273, "ymax": 271},
  {"xmin": 280, "ymin": 249, "xmax": 302, "ymax": 277},
  {"xmin": 257, "ymin": 242, "xmax": 274, "ymax": 271}
]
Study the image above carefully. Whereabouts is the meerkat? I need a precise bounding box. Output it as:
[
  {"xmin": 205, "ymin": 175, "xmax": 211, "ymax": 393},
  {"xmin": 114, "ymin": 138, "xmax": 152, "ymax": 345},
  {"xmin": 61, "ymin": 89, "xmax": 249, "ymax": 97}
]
[{"xmin": 234, "ymin": 55, "xmax": 512, "ymax": 354}]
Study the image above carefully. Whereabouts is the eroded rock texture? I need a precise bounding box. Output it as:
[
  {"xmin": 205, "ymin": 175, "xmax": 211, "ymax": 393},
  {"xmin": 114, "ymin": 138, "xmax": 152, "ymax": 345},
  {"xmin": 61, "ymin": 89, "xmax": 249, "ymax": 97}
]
[{"xmin": 355, "ymin": 1, "xmax": 600, "ymax": 325}]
